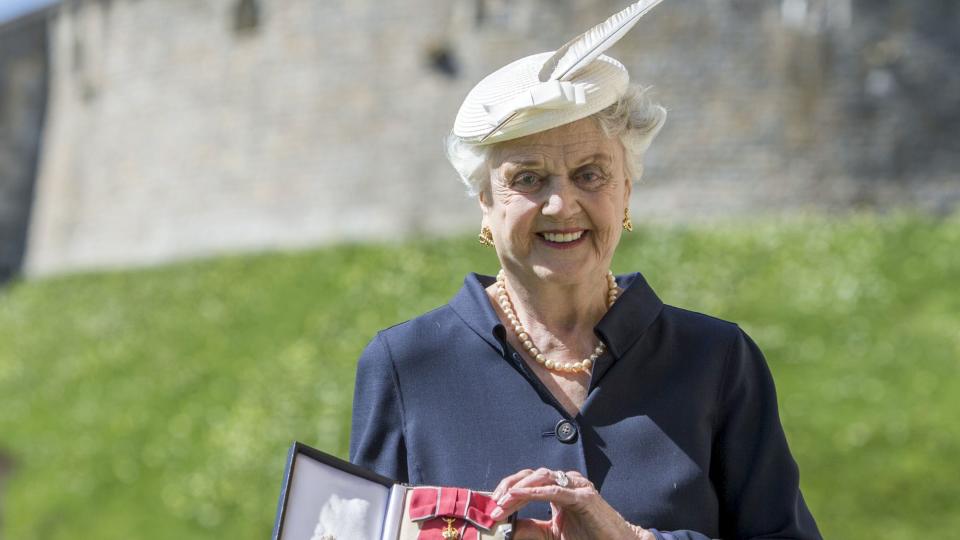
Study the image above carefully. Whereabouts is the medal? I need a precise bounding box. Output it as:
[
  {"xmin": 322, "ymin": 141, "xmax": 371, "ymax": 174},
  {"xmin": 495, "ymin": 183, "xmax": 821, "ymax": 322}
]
[
  {"xmin": 441, "ymin": 518, "xmax": 460, "ymax": 540},
  {"xmin": 409, "ymin": 487, "xmax": 500, "ymax": 540}
]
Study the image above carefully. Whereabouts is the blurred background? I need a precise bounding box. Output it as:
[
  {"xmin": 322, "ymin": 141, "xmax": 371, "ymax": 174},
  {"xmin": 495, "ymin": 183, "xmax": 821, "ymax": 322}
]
[{"xmin": 0, "ymin": 0, "xmax": 957, "ymax": 538}]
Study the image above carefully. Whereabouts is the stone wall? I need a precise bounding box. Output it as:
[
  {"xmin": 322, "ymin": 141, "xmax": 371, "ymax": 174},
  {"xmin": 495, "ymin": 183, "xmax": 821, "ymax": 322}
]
[
  {"xmin": 0, "ymin": 11, "xmax": 48, "ymax": 282},
  {"xmin": 21, "ymin": 0, "xmax": 960, "ymax": 275}
]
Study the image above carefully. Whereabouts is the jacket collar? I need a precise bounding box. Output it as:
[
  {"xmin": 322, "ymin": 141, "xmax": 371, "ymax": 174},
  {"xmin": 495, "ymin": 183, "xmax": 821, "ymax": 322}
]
[
  {"xmin": 448, "ymin": 273, "xmax": 505, "ymax": 355},
  {"xmin": 448, "ymin": 271, "xmax": 664, "ymax": 366},
  {"xmin": 596, "ymin": 272, "xmax": 664, "ymax": 358}
]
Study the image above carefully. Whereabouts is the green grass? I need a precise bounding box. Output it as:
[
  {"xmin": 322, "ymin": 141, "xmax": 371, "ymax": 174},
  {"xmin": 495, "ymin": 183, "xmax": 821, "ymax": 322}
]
[{"xmin": 1, "ymin": 213, "xmax": 958, "ymax": 539}]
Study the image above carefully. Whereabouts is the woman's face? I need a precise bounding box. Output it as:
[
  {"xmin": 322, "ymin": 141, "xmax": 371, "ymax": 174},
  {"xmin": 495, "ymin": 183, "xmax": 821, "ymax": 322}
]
[{"xmin": 480, "ymin": 117, "xmax": 631, "ymax": 285}]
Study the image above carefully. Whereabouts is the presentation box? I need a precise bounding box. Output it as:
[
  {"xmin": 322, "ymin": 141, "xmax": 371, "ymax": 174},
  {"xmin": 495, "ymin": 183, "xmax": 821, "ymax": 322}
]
[{"xmin": 272, "ymin": 441, "xmax": 516, "ymax": 540}]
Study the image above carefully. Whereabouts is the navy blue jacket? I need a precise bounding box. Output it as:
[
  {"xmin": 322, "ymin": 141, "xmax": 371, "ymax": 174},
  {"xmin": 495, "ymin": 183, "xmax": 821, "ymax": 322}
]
[{"xmin": 350, "ymin": 272, "xmax": 822, "ymax": 539}]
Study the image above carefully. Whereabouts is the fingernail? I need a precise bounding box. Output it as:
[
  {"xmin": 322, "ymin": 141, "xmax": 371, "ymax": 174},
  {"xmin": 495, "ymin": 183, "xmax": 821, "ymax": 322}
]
[
  {"xmin": 497, "ymin": 494, "xmax": 510, "ymax": 506},
  {"xmin": 491, "ymin": 489, "xmax": 502, "ymax": 501},
  {"xmin": 491, "ymin": 507, "xmax": 503, "ymax": 518}
]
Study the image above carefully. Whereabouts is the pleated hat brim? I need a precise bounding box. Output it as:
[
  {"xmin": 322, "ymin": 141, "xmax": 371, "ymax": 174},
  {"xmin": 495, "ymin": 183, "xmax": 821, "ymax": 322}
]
[{"xmin": 453, "ymin": 52, "xmax": 629, "ymax": 145}]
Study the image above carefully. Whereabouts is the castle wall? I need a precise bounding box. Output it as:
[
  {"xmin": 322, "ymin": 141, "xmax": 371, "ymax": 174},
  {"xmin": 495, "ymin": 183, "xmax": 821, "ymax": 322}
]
[
  {"xmin": 0, "ymin": 11, "xmax": 48, "ymax": 281},
  {"xmin": 22, "ymin": 0, "xmax": 960, "ymax": 275}
]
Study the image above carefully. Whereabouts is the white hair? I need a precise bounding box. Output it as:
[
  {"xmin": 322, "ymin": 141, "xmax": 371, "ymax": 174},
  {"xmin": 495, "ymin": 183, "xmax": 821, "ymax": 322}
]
[{"xmin": 444, "ymin": 85, "xmax": 667, "ymax": 196}]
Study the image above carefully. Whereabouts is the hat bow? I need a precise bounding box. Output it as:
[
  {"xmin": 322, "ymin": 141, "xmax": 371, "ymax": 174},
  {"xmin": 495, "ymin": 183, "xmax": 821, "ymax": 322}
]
[{"xmin": 483, "ymin": 80, "xmax": 588, "ymax": 126}]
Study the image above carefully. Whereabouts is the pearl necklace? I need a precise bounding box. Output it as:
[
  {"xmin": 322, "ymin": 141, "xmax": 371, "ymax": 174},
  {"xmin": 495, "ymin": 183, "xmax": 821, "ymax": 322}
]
[{"xmin": 496, "ymin": 269, "xmax": 618, "ymax": 373}]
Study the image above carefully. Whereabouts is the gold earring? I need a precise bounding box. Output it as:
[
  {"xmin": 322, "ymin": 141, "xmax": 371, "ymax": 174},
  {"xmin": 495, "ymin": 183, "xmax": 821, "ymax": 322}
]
[
  {"xmin": 478, "ymin": 225, "xmax": 494, "ymax": 247},
  {"xmin": 622, "ymin": 208, "xmax": 634, "ymax": 232}
]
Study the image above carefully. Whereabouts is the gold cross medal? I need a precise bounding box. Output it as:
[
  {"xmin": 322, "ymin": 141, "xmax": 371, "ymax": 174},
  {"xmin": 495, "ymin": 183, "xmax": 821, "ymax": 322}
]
[{"xmin": 441, "ymin": 517, "xmax": 460, "ymax": 540}]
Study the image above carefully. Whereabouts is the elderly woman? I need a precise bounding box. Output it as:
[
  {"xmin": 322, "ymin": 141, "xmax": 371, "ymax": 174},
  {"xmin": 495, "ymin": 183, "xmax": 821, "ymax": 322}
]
[{"xmin": 350, "ymin": 2, "xmax": 821, "ymax": 539}]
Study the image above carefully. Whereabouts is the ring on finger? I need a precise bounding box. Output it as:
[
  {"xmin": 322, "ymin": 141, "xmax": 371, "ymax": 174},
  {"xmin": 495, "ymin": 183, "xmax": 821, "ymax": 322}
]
[{"xmin": 553, "ymin": 470, "xmax": 570, "ymax": 487}]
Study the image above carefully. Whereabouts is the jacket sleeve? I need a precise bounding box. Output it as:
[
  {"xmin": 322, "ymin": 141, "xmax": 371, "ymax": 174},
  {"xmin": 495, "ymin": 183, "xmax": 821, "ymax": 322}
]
[
  {"xmin": 649, "ymin": 328, "xmax": 822, "ymax": 540},
  {"xmin": 707, "ymin": 327, "xmax": 822, "ymax": 539},
  {"xmin": 348, "ymin": 332, "xmax": 410, "ymax": 483},
  {"xmin": 647, "ymin": 528, "xmax": 712, "ymax": 540}
]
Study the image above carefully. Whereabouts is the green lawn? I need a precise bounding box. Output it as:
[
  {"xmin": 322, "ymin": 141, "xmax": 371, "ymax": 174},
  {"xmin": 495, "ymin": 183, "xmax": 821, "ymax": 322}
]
[{"xmin": 1, "ymin": 213, "xmax": 958, "ymax": 539}]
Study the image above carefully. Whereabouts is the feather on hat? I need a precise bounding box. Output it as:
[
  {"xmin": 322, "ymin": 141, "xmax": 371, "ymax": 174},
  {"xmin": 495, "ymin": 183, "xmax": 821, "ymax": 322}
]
[{"xmin": 453, "ymin": 0, "xmax": 665, "ymax": 145}]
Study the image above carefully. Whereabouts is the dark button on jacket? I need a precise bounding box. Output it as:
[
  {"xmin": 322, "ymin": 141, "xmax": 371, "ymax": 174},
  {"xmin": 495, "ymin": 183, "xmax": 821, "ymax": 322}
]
[
  {"xmin": 350, "ymin": 272, "xmax": 822, "ymax": 540},
  {"xmin": 555, "ymin": 419, "xmax": 578, "ymax": 443}
]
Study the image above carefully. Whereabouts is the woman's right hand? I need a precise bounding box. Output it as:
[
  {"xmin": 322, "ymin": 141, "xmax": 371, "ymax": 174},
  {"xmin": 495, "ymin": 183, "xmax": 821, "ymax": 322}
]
[{"xmin": 489, "ymin": 468, "xmax": 656, "ymax": 540}]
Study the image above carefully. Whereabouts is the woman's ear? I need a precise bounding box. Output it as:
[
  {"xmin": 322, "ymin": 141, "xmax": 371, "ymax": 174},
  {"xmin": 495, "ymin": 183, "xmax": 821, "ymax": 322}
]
[
  {"xmin": 478, "ymin": 188, "xmax": 492, "ymax": 217},
  {"xmin": 623, "ymin": 176, "xmax": 633, "ymax": 206}
]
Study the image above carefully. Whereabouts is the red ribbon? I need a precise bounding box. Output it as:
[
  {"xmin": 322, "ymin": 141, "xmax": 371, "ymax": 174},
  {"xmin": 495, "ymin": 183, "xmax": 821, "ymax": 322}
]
[{"xmin": 409, "ymin": 487, "xmax": 499, "ymax": 540}]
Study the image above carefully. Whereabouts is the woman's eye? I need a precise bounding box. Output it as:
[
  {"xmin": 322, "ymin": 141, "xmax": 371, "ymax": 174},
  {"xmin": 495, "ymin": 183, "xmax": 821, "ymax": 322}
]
[
  {"xmin": 575, "ymin": 168, "xmax": 607, "ymax": 186},
  {"xmin": 512, "ymin": 172, "xmax": 542, "ymax": 189}
]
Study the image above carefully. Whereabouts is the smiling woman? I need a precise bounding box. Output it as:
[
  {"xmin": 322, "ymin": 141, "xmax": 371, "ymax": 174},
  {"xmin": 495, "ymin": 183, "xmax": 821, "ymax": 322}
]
[
  {"xmin": 350, "ymin": 1, "xmax": 823, "ymax": 539},
  {"xmin": 481, "ymin": 117, "xmax": 632, "ymax": 288}
]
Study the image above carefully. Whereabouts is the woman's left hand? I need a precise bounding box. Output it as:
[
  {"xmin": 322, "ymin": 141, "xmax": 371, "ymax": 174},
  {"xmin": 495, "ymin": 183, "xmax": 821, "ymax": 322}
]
[{"xmin": 489, "ymin": 468, "xmax": 656, "ymax": 540}]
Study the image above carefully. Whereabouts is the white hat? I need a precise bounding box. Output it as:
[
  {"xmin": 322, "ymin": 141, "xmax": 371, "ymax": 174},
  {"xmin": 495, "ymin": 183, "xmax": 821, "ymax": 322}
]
[{"xmin": 453, "ymin": 0, "xmax": 665, "ymax": 145}]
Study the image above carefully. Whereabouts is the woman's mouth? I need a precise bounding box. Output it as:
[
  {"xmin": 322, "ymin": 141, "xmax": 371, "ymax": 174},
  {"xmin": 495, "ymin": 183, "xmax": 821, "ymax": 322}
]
[{"xmin": 537, "ymin": 230, "xmax": 588, "ymax": 249}]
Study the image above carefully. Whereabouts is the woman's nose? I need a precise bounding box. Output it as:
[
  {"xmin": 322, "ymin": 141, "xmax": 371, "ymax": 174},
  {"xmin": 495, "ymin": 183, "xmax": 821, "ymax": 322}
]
[{"xmin": 541, "ymin": 177, "xmax": 581, "ymax": 218}]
